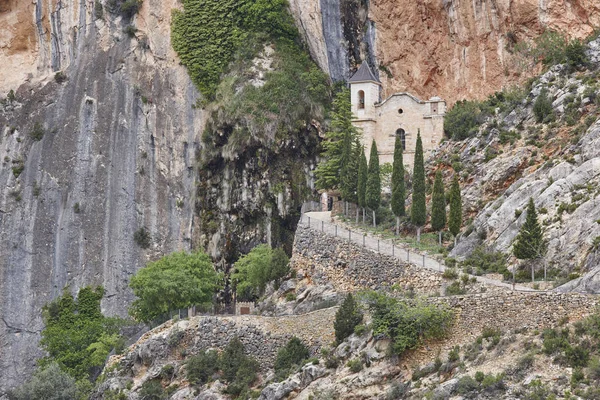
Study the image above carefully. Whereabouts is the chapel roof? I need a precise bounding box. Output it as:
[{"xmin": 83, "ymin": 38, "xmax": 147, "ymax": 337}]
[{"xmin": 349, "ymin": 63, "xmax": 381, "ymax": 84}]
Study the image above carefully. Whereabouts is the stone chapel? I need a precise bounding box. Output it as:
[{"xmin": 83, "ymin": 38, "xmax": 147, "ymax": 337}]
[{"xmin": 349, "ymin": 63, "xmax": 446, "ymax": 168}]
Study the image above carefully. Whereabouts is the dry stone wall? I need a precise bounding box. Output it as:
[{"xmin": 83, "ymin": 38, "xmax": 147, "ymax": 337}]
[{"xmin": 292, "ymin": 225, "xmax": 444, "ymax": 294}]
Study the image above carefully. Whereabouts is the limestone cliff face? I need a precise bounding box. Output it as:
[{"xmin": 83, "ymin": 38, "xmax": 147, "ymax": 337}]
[
  {"xmin": 0, "ymin": 0, "xmax": 203, "ymax": 392},
  {"xmin": 291, "ymin": 0, "xmax": 600, "ymax": 104}
]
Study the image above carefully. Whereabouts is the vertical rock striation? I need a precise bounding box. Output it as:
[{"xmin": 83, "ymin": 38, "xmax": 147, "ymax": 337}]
[{"xmin": 0, "ymin": 0, "xmax": 203, "ymax": 392}]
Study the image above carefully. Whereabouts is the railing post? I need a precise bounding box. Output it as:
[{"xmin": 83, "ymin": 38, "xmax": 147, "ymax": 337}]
[
  {"xmin": 377, "ymin": 239, "xmax": 380, "ymax": 252},
  {"xmin": 363, "ymin": 234, "xmax": 365, "ymax": 247},
  {"xmin": 348, "ymin": 229, "xmax": 351, "ymax": 242},
  {"xmin": 308, "ymin": 216, "xmax": 311, "ymax": 228},
  {"xmin": 407, "ymin": 249, "xmax": 410, "ymax": 262},
  {"xmin": 335, "ymin": 225, "xmax": 337, "ymax": 237},
  {"xmin": 321, "ymin": 220, "xmax": 324, "ymax": 232},
  {"xmin": 423, "ymin": 254, "xmax": 425, "ymax": 268},
  {"xmin": 392, "ymin": 242, "xmax": 394, "ymax": 257}
]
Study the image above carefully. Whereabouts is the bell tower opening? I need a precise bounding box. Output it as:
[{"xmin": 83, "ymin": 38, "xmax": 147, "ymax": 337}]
[{"xmin": 358, "ymin": 90, "xmax": 365, "ymax": 109}]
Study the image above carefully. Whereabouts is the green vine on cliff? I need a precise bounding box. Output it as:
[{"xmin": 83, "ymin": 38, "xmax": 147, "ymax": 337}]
[{"xmin": 171, "ymin": 0, "xmax": 299, "ymax": 99}]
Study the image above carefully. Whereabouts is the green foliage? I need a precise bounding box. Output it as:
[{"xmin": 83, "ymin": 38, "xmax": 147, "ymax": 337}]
[
  {"xmin": 444, "ymin": 100, "xmax": 491, "ymax": 140},
  {"xmin": 315, "ymin": 89, "xmax": 358, "ymax": 190},
  {"xmin": 219, "ymin": 336, "xmax": 259, "ymax": 395},
  {"xmin": 39, "ymin": 287, "xmax": 123, "ymax": 382},
  {"xmin": 391, "ymin": 134, "xmax": 405, "ymax": 218},
  {"xmin": 94, "ymin": 0, "xmax": 103, "ymax": 19},
  {"xmin": 232, "ymin": 244, "xmax": 290, "ymax": 301},
  {"xmin": 334, "ymin": 293, "xmax": 364, "ymax": 344},
  {"xmin": 518, "ymin": 30, "xmax": 589, "ymax": 69},
  {"xmin": 347, "ymin": 359, "xmax": 363, "ymax": 373},
  {"xmin": 513, "ymin": 198, "xmax": 547, "ymax": 260},
  {"xmin": 129, "ymin": 251, "xmax": 222, "ymax": 322},
  {"xmin": 340, "ymin": 134, "xmax": 362, "ymax": 203},
  {"xmin": 8, "ymin": 363, "xmax": 78, "ymax": 400},
  {"xmin": 533, "ymin": 89, "xmax": 554, "ymax": 123},
  {"xmin": 30, "ymin": 122, "xmax": 45, "ymax": 141},
  {"xmin": 133, "ymin": 227, "xmax": 151, "ymax": 248},
  {"xmin": 365, "ymin": 140, "xmax": 381, "ymax": 212},
  {"xmin": 461, "ymin": 245, "xmax": 508, "ymax": 275},
  {"xmin": 455, "ymin": 375, "xmax": 479, "ymax": 395},
  {"xmin": 274, "ymin": 337, "xmax": 310, "ymax": 380},
  {"xmin": 431, "ymin": 171, "xmax": 446, "ymax": 232},
  {"xmin": 363, "ymin": 291, "xmax": 453, "ymax": 355},
  {"xmin": 139, "ymin": 380, "xmax": 166, "ymax": 400},
  {"xmin": 445, "ymin": 281, "xmax": 467, "ymax": 296},
  {"xmin": 411, "ymin": 132, "xmax": 426, "ymax": 227},
  {"xmin": 186, "ymin": 350, "xmax": 220, "ymax": 385},
  {"xmin": 357, "ymin": 149, "xmax": 368, "ymax": 209},
  {"xmin": 171, "ymin": 0, "xmax": 298, "ymax": 99},
  {"xmin": 448, "ymin": 175, "xmax": 462, "ymax": 238}
]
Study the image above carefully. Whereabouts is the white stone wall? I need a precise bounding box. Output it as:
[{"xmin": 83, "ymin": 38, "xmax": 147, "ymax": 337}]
[{"xmin": 352, "ymin": 90, "xmax": 445, "ymax": 169}]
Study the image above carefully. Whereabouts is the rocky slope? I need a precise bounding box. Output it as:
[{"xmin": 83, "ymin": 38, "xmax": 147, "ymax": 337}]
[{"xmin": 429, "ymin": 38, "xmax": 600, "ymax": 290}]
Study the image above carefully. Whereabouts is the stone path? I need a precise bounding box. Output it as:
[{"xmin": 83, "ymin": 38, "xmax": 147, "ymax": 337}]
[{"xmin": 302, "ymin": 211, "xmax": 536, "ymax": 292}]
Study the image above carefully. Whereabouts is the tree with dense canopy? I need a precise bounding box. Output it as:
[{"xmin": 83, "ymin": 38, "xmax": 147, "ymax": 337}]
[
  {"xmin": 334, "ymin": 293, "xmax": 364, "ymax": 344},
  {"xmin": 391, "ymin": 133, "xmax": 406, "ymax": 235},
  {"xmin": 431, "ymin": 170, "xmax": 447, "ymax": 245},
  {"xmin": 129, "ymin": 251, "xmax": 223, "ymax": 322},
  {"xmin": 232, "ymin": 244, "xmax": 290, "ymax": 301},
  {"xmin": 365, "ymin": 140, "xmax": 381, "ymax": 227},
  {"xmin": 411, "ymin": 131, "xmax": 426, "ymax": 242}
]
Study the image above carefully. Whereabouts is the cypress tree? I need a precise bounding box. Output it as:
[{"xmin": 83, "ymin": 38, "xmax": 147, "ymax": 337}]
[
  {"xmin": 448, "ymin": 174, "xmax": 462, "ymax": 245},
  {"xmin": 391, "ymin": 133, "xmax": 405, "ymax": 235},
  {"xmin": 339, "ymin": 130, "xmax": 352, "ymax": 215},
  {"xmin": 357, "ymin": 148, "xmax": 368, "ymax": 224},
  {"xmin": 334, "ymin": 293, "xmax": 363, "ymax": 344},
  {"xmin": 350, "ymin": 137, "xmax": 362, "ymax": 223},
  {"xmin": 411, "ymin": 131, "xmax": 426, "ymax": 242},
  {"xmin": 513, "ymin": 198, "xmax": 547, "ymax": 282},
  {"xmin": 431, "ymin": 170, "xmax": 447, "ymax": 245},
  {"xmin": 365, "ymin": 140, "xmax": 381, "ymax": 227},
  {"xmin": 315, "ymin": 89, "xmax": 357, "ymax": 190}
]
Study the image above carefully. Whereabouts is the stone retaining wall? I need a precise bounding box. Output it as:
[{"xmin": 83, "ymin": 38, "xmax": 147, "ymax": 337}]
[{"xmin": 293, "ymin": 225, "xmax": 444, "ymax": 294}]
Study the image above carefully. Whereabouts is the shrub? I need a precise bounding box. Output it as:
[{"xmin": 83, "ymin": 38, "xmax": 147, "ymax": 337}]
[
  {"xmin": 475, "ymin": 371, "xmax": 485, "ymax": 383},
  {"xmin": 54, "ymin": 71, "xmax": 67, "ymax": 83},
  {"xmin": 445, "ymin": 281, "xmax": 466, "ymax": 296},
  {"xmin": 533, "ymin": 89, "xmax": 553, "ymax": 123},
  {"xmin": 119, "ymin": 0, "xmax": 142, "ymax": 18},
  {"xmin": 30, "ymin": 122, "xmax": 45, "ymax": 141},
  {"xmin": 334, "ymin": 293, "xmax": 363, "ymax": 344},
  {"xmin": 447, "ymin": 346, "xmax": 460, "ymax": 362},
  {"xmin": 139, "ymin": 380, "xmax": 165, "ymax": 400},
  {"xmin": 129, "ymin": 251, "xmax": 222, "ymax": 322},
  {"xmin": 274, "ymin": 337, "xmax": 309, "ymax": 380},
  {"xmin": 347, "ymin": 359, "xmax": 363, "ymax": 373},
  {"xmin": 461, "ymin": 245, "xmax": 508, "ymax": 275},
  {"xmin": 364, "ymin": 291, "xmax": 454, "ymax": 355},
  {"xmin": 8, "ymin": 363, "xmax": 78, "ymax": 400},
  {"xmin": 354, "ymin": 324, "xmax": 367, "ymax": 336},
  {"xmin": 232, "ymin": 244, "xmax": 290, "ymax": 301},
  {"xmin": 565, "ymin": 39, "xmax": 588, "ymax": 69},
  {"xmin": 588, "ymin": 357, "xmax": 600, "ymax": 381},
  {"xmin": 566, "ymin": 345, "xmax": 590, "ymax": 368},
  {"xmin": 442, "ymin": 268, "xmax": 458, "ymax": 280},
  {"xmin": 123, "ymin": 25, "xmax": 137, "ymax": 37},
  {"xmin": 186, "ymin": 350, "xmax": 219, "ymax": 385},
  {"xmin": 444, "ymin": 100, "xmax": 491, "ymax": 140},
  {"xmin": 133, "ymin": 227, "xmax": 151, "ymax": 248},
  {"xmin": 167, "ymin": 328, "xmax": 184, "ymax": 348},
  {"xmin": 94, "ymin": 0, "xmax": 103, "ymax": 19},
  {"xmin": 454, "ymin": 375, "xmax": 478, "ymax": 395}
]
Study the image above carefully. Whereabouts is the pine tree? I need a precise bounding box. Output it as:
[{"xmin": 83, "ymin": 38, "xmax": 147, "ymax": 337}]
[
  {"xmin": 411, "ymin": 131, "xmax": 426, "ymax": 242},
  {"xmin": 391, "ymin": 133, "xmax": 405, "ymax": 235},
  {"xmin": 334, "ymin": 293, "xmax": 363, "ymax": 344},
  {"xmin": 339, "ymin": 130, "xmax": 352, "ymax": 215},
  {"xmin": 513, "ymin": 198, "xmax": 547, "ymax": 282},
  {"xmin": 357, "ymin": 148, "xmax": 368, "ymax": 224},
  {"xmin": 365, "ymin": 140, "xmax": 381, "ymax": 227},
  {"xmin": 448, "ymin": 174, "xmax": 462, "ymax": 245},
  {"xmin": 315, "ymin": 89, "xmax": 357, "ymax": 190},
  {"xmin": 431, "ymin": 170, "xmax": 447, "ymax": 245}
]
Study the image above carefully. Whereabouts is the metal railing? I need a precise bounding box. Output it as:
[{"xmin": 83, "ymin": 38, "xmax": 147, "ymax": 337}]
[{"xmin": 299, "ymin": 211, "xmax": 537, "ymax": 292}]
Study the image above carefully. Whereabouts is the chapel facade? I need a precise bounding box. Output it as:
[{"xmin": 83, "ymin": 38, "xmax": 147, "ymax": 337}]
[{"xmin": 349, "ymin": 63, "xmax": 446, "ymax": 168}]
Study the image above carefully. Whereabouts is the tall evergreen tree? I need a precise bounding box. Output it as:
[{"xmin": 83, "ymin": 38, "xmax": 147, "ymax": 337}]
[
  {"xmin": 448, "ymin": 174, "xmax": 462, "ymax": 245},
  {"xmin": 411, "ymin": 131, "xmax": 426, "ymax": 242},
  {"xmin": 391, "ymin": 133, "xmax": 405, "ymax": 235},
  {"xmin": 366, "ymin": 140, "xmax": 381, "ymax": 227},
  {"xmin": 334, "ymin": 293, "xmax": 363, "ymax": 344},
  {"xmin": 341, "ymin": 135, "xmax": 361, "ymax": 216},
  {"xmin": 513, "ymin": 198, "xmax": 547, "ymax": 282},
  {"xmin": 431, "ymin": 170, "xmax": 447, "ymax": 245},
  {"xmin": 339, "ymin": 130, "xmax": 352, "ymax": 215},
  {"xmin": 357, "ymin": 148, "xmax": 368, "ymax": 224},
  {"xmin": 314, "ymin": 89, "xmax": 358, "ymax": 190}
]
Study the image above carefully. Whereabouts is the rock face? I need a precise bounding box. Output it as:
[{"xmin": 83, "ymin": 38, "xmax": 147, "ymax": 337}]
[
  {"xmin": 291, "ymin": 0, "xmax": 600, "ymax": 103},
  {"xmin": 0, "ymin": 1, "xmax": 204, "ymax": 392}
]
